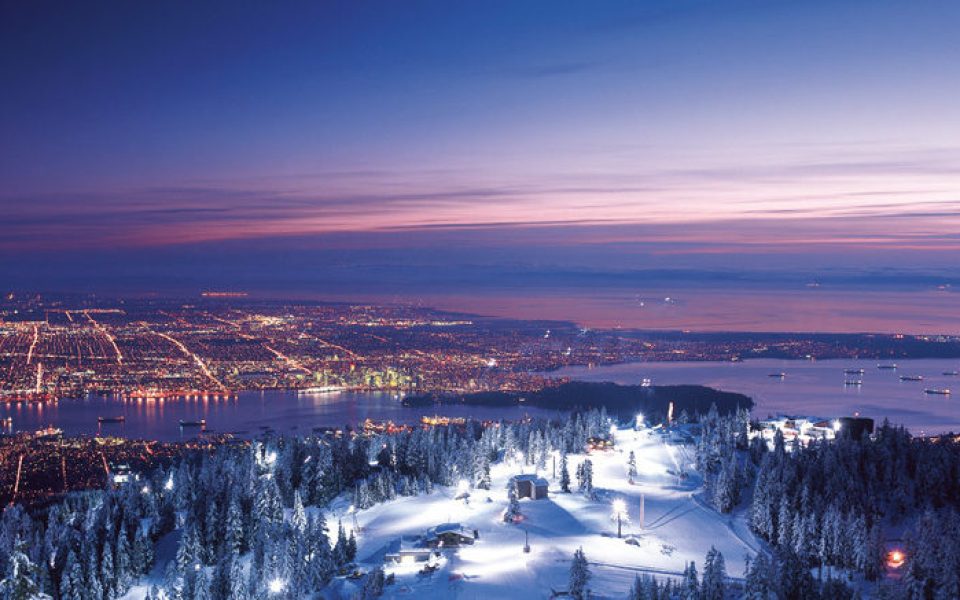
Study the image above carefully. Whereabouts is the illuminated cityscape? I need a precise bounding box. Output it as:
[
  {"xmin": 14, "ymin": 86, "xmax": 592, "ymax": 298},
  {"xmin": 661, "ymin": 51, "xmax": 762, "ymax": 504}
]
[{"xmin": 3, "ymin": 1, "xmax": 960, "ymax": 598}]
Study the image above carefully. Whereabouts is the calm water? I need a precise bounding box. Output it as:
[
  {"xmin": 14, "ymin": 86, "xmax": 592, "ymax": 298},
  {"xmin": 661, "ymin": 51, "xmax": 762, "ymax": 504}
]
[
  {"xmin": 1, "ymin": 390, "xmax": 561, "ymax": 441},
  {"xmin": 6, "ymin": 359, "xmax": 960, "ymax": 440},
  {"xmin": 552, "ymin": 358, "xmax": 960, "ymax": 435}
]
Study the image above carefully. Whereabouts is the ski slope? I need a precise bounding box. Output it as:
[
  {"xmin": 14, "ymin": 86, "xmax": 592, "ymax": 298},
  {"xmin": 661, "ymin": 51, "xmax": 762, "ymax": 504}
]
[{"xmin": 347, "ymin": 426, "xmax": 759, "ymax": 599}]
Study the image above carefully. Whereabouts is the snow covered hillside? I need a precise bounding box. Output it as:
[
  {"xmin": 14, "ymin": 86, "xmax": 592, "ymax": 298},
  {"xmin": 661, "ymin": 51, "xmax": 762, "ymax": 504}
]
[{"xmin": 344, "ymin": 426, "xmax": 759, "ymax": 599}]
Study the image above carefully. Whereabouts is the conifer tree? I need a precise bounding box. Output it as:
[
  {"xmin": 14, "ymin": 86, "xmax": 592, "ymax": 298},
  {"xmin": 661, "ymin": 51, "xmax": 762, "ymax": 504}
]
[
  {"xmin": 559, "ymin": 452, "xmax": 571, "ymax": 493},
  {"xmin": 568, "ymin": 547, "xmax": 590, "ymax": 600}
]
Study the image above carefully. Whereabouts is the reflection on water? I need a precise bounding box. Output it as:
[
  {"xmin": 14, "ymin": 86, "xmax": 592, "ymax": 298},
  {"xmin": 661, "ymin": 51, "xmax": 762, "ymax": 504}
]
[
  {"xmin": 1, "ymin": 390, "xmax": 561, "ymax": 441},
  {"xmin": 552, "ymin": 358, "xmax": 960, "ymax": 436}
]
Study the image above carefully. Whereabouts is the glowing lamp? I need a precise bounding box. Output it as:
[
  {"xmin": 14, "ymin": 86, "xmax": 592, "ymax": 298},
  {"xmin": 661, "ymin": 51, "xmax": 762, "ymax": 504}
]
[
  {"xmin": 887, "ymin": 549, "xmax": 906, "ymax": 568},
  {"xmin": 268, "ymin": 578, "xmax": 286, "ymax": 594}
]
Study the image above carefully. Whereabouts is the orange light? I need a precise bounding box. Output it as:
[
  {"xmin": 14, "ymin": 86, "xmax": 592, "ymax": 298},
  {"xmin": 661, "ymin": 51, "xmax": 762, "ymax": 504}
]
[{"xmin": 887, "ymin": 549, "xmax": 905, "ymax": 568}]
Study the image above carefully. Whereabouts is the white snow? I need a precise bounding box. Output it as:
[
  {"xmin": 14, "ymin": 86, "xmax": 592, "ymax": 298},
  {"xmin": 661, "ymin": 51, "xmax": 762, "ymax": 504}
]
[
  {"xmin": 121, "ymin": 426, "xmax": 763, "ymax": 599},
  {"xmin": 346, "ymin": 426, "xmax": 760, "ymax": 599}
]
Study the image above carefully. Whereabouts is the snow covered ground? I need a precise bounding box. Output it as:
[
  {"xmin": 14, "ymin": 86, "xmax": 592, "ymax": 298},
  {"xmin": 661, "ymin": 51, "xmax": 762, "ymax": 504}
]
[
  {"xmin": 345, "ymin": 426, "xmax": 761, "ymax": 599},
  {"xmin": 118, "ymin": 426, "xmax": 762, "ymax": 599}
]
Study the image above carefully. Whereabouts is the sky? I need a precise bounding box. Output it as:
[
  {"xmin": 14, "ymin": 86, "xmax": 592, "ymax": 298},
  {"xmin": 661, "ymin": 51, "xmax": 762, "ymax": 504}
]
[{"xmin": 2, "ymin": 0, "xmax": 959, "ymax": 332}]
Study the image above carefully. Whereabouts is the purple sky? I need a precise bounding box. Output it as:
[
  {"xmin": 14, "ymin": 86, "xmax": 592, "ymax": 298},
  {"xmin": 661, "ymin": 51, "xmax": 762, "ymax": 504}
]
[{"xmin": 2, "ymin": 0, "xmax": 959, "ymax": 331}]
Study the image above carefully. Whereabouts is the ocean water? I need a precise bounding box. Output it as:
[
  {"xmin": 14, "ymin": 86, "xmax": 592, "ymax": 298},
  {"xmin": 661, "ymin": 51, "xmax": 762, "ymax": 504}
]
[
  {"xmin": 552, "ymin": 358, "xmax": 960, "ymax": 435},
  {"xmin": 1, "ymin": 389, "xmax": 561, "ymax": 441}
]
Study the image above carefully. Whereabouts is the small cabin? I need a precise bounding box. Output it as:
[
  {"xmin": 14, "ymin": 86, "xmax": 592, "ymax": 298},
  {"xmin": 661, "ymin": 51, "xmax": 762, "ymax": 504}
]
[
  {"xmin": 424, "ymin": 523, "xmax": 476, "ymax": 548},
  {"xmin": 512, "ymin": 474, "xmax": 549, "ymax": 500},
  {"xmin": 587, "ymin": 437, "xmax": 614, "ymax": 452}
]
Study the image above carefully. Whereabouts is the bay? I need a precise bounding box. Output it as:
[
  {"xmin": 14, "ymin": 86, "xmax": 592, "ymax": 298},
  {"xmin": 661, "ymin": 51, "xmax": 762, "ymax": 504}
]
[{"xmin": 551, "ymin": 358, "xmax": 960, "ymax": 435}]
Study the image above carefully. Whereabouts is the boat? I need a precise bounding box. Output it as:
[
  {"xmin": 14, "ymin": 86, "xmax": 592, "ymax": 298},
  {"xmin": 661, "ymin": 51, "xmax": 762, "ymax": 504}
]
[
  {"xmin": 179, "ymin": 419, "xmax": 207, "ymax": 427},
  {"xmin": 768, "ymin": 372, "xmax": 786, "ymax": 379},
  {"xmin": 844, "ymin": 368, "xmax": 865, "ymax": 375},
  {"xmin": 298, "ymin": 385, "xmax": 346, "ymax": 394},
  {"xmin": 900, "ymin": 375, "xmax": 924, "ymax": 382},
  {"xmin": 877, "ymin": 364, "xmax": 898, "ymax": 370},
  {"xmin": 942, "ymin": 371, "xmax": 959, "ymax": 376},
  {"xmin": 34, "ymin": 426, "xmax": 62, "ymax": 438},
  {"xmin": 924, "ymin": 388, "xmax": 951, "ymax": 395},
  {"xmin": 98, "ymin": 416, "xmax": 126, "ymax": 423},
  {"xmin": 844, "ymin": 380, "xmax": 863, "ymax": 386}
]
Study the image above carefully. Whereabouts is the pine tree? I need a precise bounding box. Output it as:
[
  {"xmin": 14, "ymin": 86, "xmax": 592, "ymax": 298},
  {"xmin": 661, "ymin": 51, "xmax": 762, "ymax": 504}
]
[
  {"xmin": 59, "ymin": 551, "xmax": 84, "ymax": 600},
  {"xmin": 115, "ymin": 528, "xmax": 132, "ymax": 593},
  {"xmin": 225, "ymin": 496, "xmax": 244, "ymax": 556},
  {"xmin": 346, "ymin": 530, "xmax": 358, "ymax": 563},
  {"xmin": 627, "ymin": 450, "xmax": 638, "ymax": 483},
  {"xmin": 194, "ymin": 571, "xmax": 211, "ymax": 600},
  {"xmin": 476, "ymin": 452, "xmax": 492, "ymax": 491},
  {"xmin": 701, "ymin": 547, "xmax": 727, "ymax": 600},
  {"xmin": 580, "ymin": 459, "xmax": 594, "ymax": 499},
  {"xmin": 228, "ymin": 554, "xmax": 249, "ymax": 600},
  {"xmin": 504, "ymin": 484, "xmax": 521, "ymax": 523},
  {"xmin": 291, "ymin": 490, "xmax": 307, "ymax": 535},
  {"xmin": 333, "ymin": 521, "xmax": 349, "ymax": 568},
  {"xmin": 0, "ymin": 537, "xmax": 41, "ymax": 600},
  {"xmin": 681, "ymin": 561, "xmax": 699, "ymax": 600},
  {"xmin": 568, "ymin": 547, "xmax": 590, "ymax": 600},
  {"xmin": 559, "ymin": 452, "xmax": 571, "ymax": 493},
  {"xmin": 744, "ymin": 553, "xmax": 773, "ymax": 599}
]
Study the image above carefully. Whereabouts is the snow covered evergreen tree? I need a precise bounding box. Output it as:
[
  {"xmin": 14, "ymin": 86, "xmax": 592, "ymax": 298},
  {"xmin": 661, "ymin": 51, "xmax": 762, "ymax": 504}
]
[
  {"xmin": 504, "ymin": 484, "xmax": 521, "ymax": 523},
  {"xmin": 568, "ymin": 547, "xmax": 590, "ymax": 600},
  {"xmin": 559, "ymin": 452, "xmax": 571, "ymax": 493},
  {"xmin": 700, "ymin": 546, "xmax": 726, "ymax": 600},
  {"xmin": 579, "ymin": 459, "xmax": 594, "ymax": 499},
  {"xmin": 680, "ymin": 561, "xmax": 699, "ymax": 600}
]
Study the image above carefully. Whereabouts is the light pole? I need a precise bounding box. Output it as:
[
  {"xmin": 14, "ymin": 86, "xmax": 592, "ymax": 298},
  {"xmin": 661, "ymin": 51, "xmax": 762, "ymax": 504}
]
[
  {"xmin": 639, "ymin": 493, "xmax": 645, "ymax": 530},
  {"xmin": 612, "ymin": 499, "xmax": 627, "ymax": 538}
]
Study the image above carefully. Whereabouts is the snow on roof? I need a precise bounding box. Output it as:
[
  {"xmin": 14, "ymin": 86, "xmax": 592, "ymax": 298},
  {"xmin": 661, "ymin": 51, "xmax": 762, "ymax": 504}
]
[
  {"xmin": 513, "ymin": 474, "xmax": 548, "ymax": 485},
  {"xmin": 425, "ymin": 523, "xmax": 468, "ymax": 538}
]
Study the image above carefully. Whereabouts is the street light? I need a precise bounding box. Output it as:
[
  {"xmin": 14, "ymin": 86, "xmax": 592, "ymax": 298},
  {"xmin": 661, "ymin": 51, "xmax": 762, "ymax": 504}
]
[
  {"xmin": 268, "ymin": 577, "xmax": 286, "ymax": 594},
  {"xmin": 611, "ymin": 499, "xmax": 628, "ymax": 538}
]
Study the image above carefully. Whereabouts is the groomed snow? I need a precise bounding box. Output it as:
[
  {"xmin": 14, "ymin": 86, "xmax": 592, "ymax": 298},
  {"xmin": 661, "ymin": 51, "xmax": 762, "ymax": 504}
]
[{"xmin": 345, "ymin": 426, "xmax": 759, "ymax": 599}]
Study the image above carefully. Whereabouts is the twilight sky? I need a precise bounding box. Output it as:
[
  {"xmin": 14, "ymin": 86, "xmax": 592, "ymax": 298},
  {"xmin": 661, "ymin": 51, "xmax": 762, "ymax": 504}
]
[{"xmin": 2, "ymin": 0, "xmax": 959, "ymax": 331}]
